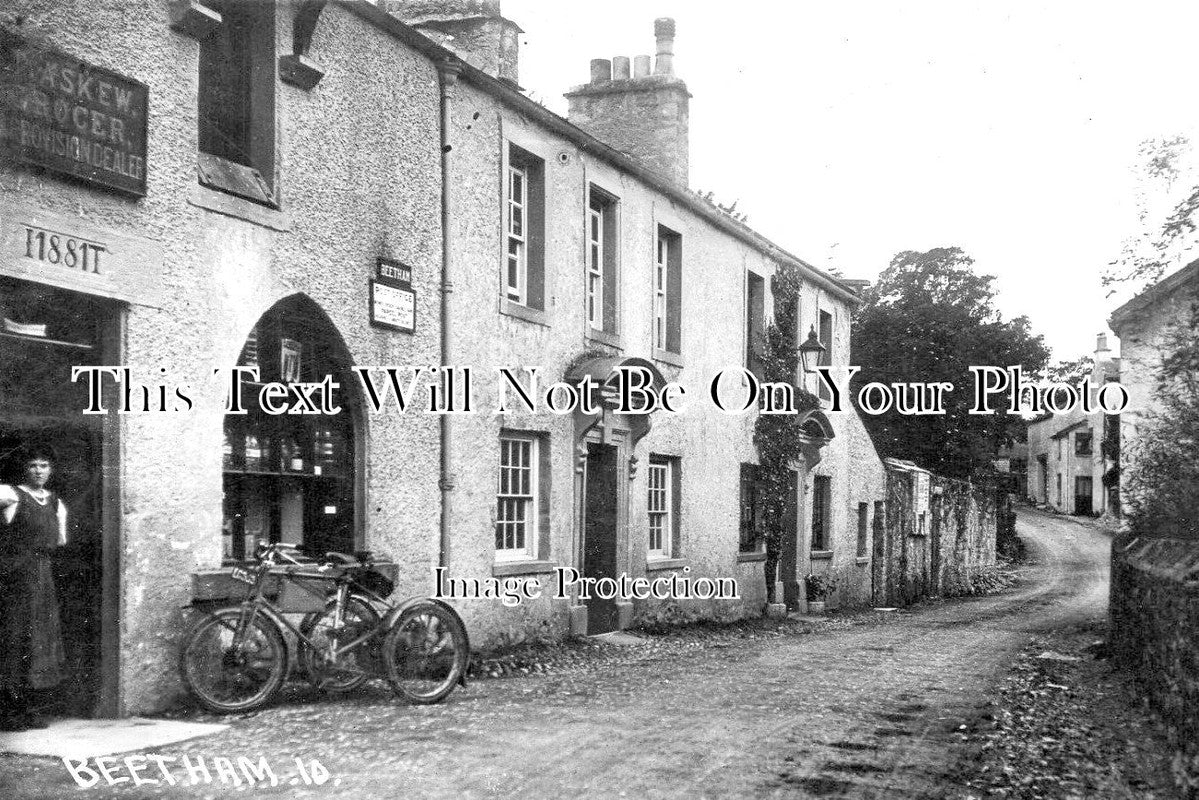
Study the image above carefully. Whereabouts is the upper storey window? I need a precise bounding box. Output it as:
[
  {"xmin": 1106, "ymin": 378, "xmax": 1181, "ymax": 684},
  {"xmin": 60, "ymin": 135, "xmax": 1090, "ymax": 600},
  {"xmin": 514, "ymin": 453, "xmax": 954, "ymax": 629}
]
[
  {"xmin": 197, "ymin": 0, "xmax": 276, "ymax": 205},
  {"xmin": 654, "ymin": 225, "xmax": 682, "ymax": 355},
  {"xmin": 504, "ymin": 144, "xmax": 545, "ymax": 310},
  {"xmin": 587, "ymin": 186, "xmax": 619, "ymax": 334}
]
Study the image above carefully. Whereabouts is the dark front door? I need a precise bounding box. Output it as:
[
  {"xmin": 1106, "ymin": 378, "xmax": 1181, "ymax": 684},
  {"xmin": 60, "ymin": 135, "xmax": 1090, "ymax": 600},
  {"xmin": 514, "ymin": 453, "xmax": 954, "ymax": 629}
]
[
  {"xmin": 1074, "ymin": 476, "xmax": 1093, "ymax": 516},
  {"xmin": 583, "ymin": 443, "xmax": 618, "ymax": 634}
]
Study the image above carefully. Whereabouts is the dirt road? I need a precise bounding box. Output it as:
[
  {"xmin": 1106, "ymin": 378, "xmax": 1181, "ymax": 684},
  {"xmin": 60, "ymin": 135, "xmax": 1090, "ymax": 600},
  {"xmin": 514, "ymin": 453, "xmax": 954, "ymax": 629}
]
[{"xmin": 0, "ymin": 508, "xmax": 1114, "ymax": 799}]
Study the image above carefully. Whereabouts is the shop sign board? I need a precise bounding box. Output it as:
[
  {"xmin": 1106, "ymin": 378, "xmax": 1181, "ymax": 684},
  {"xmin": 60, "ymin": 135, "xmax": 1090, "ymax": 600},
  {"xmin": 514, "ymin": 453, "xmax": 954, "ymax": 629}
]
[
  {"xmin": 0, "ymin": 197, "xmax": 164, "ymax": 306},
  {"xmin": 2, "ymin": 43, "xmax": 149, "ymax": 196},
  {"xmin": 370, "ymin": 257, "xmax": 415, "ymax": 333}
]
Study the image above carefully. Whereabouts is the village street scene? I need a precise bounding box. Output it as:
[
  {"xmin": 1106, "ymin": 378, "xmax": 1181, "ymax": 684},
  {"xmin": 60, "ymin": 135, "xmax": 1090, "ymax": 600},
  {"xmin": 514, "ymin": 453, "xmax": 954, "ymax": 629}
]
[{"xmin": 0, "ymin": 1, "xmax": 1196, "ymax": 798}]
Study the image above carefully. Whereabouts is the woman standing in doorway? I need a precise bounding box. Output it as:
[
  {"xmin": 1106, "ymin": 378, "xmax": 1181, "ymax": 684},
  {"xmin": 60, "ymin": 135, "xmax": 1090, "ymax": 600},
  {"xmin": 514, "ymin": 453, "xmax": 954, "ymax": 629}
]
[{"xmin": 0, "ymin": 447, "xmax": 67, "ymax": 731}]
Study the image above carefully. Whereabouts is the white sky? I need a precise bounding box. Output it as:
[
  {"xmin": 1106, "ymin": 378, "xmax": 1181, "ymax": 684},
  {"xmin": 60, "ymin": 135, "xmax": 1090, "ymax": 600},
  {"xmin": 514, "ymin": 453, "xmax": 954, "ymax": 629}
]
[{"xmin": 504, "ymin": 0, "xmax": 1199, "ymax": 360}]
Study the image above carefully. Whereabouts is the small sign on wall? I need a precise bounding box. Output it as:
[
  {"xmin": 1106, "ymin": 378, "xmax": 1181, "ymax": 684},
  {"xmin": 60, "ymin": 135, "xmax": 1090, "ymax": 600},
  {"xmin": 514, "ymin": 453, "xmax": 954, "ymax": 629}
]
[
  {"xmin": 914, "ymin": 471, "xmax": 930, "ymax": 516},
  {"xmin": 370, "ymin": 257, "xmax": 415, "ymax": 333}
]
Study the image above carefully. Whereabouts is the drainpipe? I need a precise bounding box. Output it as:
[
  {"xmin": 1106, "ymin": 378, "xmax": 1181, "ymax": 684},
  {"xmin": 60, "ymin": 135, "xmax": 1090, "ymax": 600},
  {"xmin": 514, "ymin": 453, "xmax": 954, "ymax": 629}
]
[{"xmin": 437, "ymin": 60, "xmax": 461, "ymax": 574}]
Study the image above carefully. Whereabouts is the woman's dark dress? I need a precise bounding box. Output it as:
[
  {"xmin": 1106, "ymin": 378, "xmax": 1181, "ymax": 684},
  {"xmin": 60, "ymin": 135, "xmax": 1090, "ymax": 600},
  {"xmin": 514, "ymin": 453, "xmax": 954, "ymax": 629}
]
[{"xmin": 0, "ymin": 489, "xmax": 65, "ymax": 691}]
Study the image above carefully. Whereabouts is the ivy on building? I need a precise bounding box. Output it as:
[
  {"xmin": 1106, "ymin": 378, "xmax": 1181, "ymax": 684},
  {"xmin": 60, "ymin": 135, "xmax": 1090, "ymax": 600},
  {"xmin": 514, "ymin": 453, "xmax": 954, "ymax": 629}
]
[{"xmin": 751, "ymin": 266, "xmax": 820, "ymax": 604}]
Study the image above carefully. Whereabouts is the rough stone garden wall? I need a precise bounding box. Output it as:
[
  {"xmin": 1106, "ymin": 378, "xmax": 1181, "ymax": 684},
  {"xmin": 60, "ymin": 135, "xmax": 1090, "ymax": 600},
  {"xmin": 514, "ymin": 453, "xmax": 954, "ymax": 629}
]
[
  {"xmin": 1110, "ymin": 532, "xmax": 1199, "ymax": 786},
  {"xmin": 873, "ymin": 463, "xmax": 998, "ymax": 607}
]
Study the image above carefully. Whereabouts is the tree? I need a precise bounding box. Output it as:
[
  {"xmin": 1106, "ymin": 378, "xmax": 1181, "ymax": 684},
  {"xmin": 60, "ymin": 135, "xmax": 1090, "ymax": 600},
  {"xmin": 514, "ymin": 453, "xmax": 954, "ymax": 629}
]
[
  {"xmin": 1106, "ymin": 136, "xmax": 1199, "ymax": 291},
  {"xmin": 850, "ymin": 247, "xmax": 1051, "ymax": 480}
]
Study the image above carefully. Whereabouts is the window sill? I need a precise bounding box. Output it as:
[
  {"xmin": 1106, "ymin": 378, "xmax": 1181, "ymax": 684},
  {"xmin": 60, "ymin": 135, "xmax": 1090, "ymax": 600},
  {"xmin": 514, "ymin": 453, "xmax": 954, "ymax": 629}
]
[
  {"xmin": 652, "ymin": 347, "xmax": 684, "ymax": 368},
  {"xmin": 586, "ymin": 328, "xmax": 623, "ymax": 350},
  {"xmin": 499, "ymin": 299, "xmax": 549, "ymax": 327},
  {"xmin": 189, "ymin": 184, "xmax": 291, "ymax": 232},
  {"xmin": 737, "ymin": 550, "xmax": 767, "ymax": 563},
  {"xmin": 809, "ymin": 549, "xmax": 834, "ymax": 561},
  {"xmin": 646, "ymin": 557, "xmax": 688, "ymax": 572},
  {"xmin": 856, "ymin": 556, "xmax": 870, "ymax": 566},
  {"xmin": 492, "ymin": 559, "xmax": 557, "ymax": 577}
]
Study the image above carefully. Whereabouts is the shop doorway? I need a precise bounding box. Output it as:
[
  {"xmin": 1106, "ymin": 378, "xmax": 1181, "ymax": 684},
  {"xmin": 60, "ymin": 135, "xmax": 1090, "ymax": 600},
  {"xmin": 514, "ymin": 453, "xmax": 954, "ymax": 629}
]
[
  {"xmin": 0, "ymin": 277, "xmax": 117, "ymax": 717},
  {"xmin": 583, "ymin": 443, "xmax": 619, "ymax": 634}
]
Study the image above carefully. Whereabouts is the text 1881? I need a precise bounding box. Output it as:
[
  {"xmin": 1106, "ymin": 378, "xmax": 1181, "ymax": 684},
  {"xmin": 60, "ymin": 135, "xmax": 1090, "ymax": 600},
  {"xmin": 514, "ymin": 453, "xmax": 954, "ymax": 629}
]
[{"xmin": 24, "ymin": 224, "xmax": 106, "ymax": 274}]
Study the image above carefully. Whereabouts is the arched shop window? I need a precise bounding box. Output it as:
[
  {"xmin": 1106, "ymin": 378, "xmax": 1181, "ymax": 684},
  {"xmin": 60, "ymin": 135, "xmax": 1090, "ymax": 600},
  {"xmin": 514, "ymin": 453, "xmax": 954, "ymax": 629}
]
[{"xmin": 222, "ymin": 296, "xmax": 358, "ymax": 562}]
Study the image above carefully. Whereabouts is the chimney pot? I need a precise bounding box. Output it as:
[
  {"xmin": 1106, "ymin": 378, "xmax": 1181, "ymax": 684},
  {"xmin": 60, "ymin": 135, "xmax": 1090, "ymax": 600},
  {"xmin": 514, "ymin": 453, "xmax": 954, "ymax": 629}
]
[
  {"xmin": 654, "ymin": 17, "xmax": 675, "ymax": 75},
  {"xmin": 612, "ymin": 56, "xmax": 630, "ymax": 80},
  {"xmin": 1096, "ymin": 333, "xmax": 1109, "ymax": 352},
  {"xmin": 590, "ymin": 58, "xmax": 612, "ymax": 84},
  {"xmin": 633, "ymin": 55, "xmax": 651, "ymax": 78}
]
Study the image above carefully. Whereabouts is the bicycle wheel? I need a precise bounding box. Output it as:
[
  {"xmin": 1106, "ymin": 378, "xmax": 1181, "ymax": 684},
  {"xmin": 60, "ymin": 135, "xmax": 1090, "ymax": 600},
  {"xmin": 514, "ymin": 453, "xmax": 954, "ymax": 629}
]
[
  {"xmin": 180, "ymin": 607, "xmax": 288, "ymax": 714},
  {"xmin": 299, "ymin": 595, "xmax": 382, "ymax": 693},
  {"xmin": 382, "ymin": 601, "xmax": 469, "ymax": 704}
]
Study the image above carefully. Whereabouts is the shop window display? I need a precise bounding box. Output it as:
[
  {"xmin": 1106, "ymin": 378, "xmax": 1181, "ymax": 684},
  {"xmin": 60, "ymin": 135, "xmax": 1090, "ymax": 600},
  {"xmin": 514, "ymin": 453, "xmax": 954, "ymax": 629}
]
[{"xmin": 222, "ymin": 299, "xmax": 356, "ymax": 562}]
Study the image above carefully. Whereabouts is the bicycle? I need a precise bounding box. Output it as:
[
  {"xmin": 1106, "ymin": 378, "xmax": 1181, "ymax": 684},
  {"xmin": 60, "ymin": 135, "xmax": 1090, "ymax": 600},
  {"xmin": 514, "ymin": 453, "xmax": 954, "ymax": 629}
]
[{"xmin": 180, "ymin": 542, "xmax": 470, "ymax": 714}]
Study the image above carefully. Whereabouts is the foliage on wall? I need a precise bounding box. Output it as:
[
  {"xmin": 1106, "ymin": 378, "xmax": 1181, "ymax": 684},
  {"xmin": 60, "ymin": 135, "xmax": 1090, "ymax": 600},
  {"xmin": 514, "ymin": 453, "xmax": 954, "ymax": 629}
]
[{"xmin": 751, "ymin": 266, "xmax": 820, "ymax": 604}]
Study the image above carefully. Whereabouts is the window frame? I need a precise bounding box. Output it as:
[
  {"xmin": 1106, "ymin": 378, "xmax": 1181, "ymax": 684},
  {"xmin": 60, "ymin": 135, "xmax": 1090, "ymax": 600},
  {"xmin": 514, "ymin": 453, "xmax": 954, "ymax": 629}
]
[
  {"xmin": 647, "ymin": 458, "xmax": 672, "ymax": 559},
  {"xmin": 586, "ymin": 185, "xmax": 620, "ymax": 336},
  {"xmin": 647, "ymin": 454, "xmax": 681, "ymax": 561},
  {"xmin": 856, "ymin": 502, "xmax": 869, "ymax": 558},
  {"xmin": 1074, "ymin": 430, "xmax": 1093, "ymax": 457},
  {"xmin": 810, "ymin": 474, "xmax": 831, "ymax": 551},
  {"xmin": 506, "ymin": 162, "xmax": 529, "ymax": 305},
  {"xmin": 502, "ymin": 144, "xmax": 546, "ymax": 314},
  {"xmin": 586, "ymin": 201, "xmax": 602, "ymax": 328},
  {"xmin": 817, "ymin": 308, "xmax": 834, "ymax": 402},
  {"xmin": 746, "ymin": 271, "xmax": 766, "ymax": 379},
  {"xmin": 739, "ymin": 463, "xmax": 766, "ymax": 554},
  {"xmin": 654, "ymin": 225, "xmax": 682, "ymax": 356},
  {"xmin": 495, "ymin": 431, "xmax": 539, "ymax": 562},
  {"xmin": 196, "ymin": 0, "xmax": 277, "ymax": 207}
]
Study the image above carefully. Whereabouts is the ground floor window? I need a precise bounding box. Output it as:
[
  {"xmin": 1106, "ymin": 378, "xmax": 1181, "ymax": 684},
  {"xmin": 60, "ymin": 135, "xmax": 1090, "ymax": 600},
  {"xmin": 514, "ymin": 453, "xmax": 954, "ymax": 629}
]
[
  {"xmin": 496, "ymin": 431, "xmax": 541, "ymax": 560},
  {"xmin": 739, "ymin": 463, "xmax": 764, "ymax": 553},
  {"xmin": 857, "ymin": 502, "xmax": 869, "ymax": 557},
  {"xmin": 647, "ymin": 458, "xmax": 671, "ymax": 557},
  {"xmin": 811, "ymin": 475, "xmax": 831, "ymax": 551},
  {"xmin": 647, "ymin": 454, "xmax": 680, "ymax": 560},
  {"xmin": 222, "ymin": 297, "xmax": 356, "ymax": 562}
]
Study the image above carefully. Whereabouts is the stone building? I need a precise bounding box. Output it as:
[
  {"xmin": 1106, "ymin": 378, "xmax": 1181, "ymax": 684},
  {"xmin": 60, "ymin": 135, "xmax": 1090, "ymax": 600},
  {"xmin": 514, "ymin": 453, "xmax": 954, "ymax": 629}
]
[
  {"xmin": 1, "ymin": 0, "xmax": 895, "ymax": 715},
  {"xmin": 389, "ymin": 2, "xmax": 891, "ymax": 634},
  {"xmin": 1108, "ymin": 259, "xmax": 1199, "ymax": 508},
  {"xmin": 0, "ymin": 0, "xmax": 449, "ymax": 715},
  {"xmin": 1025, "ymin": 334, "xmax": 1120, "ymax": 516}
]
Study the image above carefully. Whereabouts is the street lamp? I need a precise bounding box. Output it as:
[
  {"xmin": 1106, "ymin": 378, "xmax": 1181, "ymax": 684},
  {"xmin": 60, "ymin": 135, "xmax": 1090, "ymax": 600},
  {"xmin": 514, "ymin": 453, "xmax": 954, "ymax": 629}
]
[{"xmin": 799, "ymin": 326, "xmax": 825, "ymax": 373}]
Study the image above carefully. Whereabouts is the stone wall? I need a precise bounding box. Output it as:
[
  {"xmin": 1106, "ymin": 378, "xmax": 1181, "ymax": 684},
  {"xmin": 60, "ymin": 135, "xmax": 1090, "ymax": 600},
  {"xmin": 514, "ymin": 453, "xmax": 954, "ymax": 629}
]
[
  {"xmin": 873, "ymin": 462, "xmax": 998, "ymax": 607},
  {"xmin": 1110, "ymin": 532, "xmax": 1199, "ymax": 779}
]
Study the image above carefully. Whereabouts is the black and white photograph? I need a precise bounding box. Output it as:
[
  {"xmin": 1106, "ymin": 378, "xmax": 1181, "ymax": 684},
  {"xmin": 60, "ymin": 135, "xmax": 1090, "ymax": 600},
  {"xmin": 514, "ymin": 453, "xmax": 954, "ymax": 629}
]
[{"xmin": 0, "ymin": 1, "xmax": 1197, "ymax": 797}]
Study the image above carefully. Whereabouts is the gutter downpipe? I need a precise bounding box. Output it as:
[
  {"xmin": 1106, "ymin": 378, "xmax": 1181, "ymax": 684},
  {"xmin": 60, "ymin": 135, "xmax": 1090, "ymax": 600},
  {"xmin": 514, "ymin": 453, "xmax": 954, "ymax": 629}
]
[{"xmin": 437, "ymin": 59, "xmax": 461, "ymax": 574}]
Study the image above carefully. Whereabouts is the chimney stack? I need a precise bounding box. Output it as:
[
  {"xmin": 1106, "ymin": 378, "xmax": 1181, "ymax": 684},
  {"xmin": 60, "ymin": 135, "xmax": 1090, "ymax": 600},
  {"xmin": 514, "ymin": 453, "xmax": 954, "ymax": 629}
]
[
  {"xmin": 386, "ymin": 0, "xmax": 523, "ymax": 86},
  {"xmin": 564, "ymin": 18, "xmax": 691, "ymax": 186},
  {"xmin": 654, "ymin": 17, "xmax": 675, "ymax": 75}
]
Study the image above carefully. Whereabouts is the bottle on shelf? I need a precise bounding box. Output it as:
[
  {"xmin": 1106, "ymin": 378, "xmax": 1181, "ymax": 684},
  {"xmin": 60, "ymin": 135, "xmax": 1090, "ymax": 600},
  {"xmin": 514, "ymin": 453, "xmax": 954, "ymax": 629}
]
[
  {"xmin": 222, "ymin": 430, "xmax": 235, "ymax": 470},
  {"xmin": 281, "ymin": 433, "xmax": 305, "ymax": 473},
  {"xmin": 245, "ymin": 433, "xmax": 262, "ymax": 471}
]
